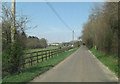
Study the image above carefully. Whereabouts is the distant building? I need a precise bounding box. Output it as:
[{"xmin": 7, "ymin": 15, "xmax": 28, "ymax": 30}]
[
  {"xmin": 48, "ymin": 43, "xmax": 59, "ymax": 47},
  {"xmin": 62, "ymin": 42, "xmax": 73, "ymax": 47},
  {"xmin": 62, "ymin": 40, "xmax": 81, "ymax": 47}
]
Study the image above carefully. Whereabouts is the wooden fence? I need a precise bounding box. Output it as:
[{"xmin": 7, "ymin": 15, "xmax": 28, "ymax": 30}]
[{"xmin": 21, "ymin": 47, "xmax": 73, "ymax": 68}]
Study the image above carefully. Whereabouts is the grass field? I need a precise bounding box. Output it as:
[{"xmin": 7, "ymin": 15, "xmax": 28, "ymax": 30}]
[
  {"xmin": 25, "ymin": 46, "xmax": 58, "ymax": 53},
  {"xmin": 2, "ymin": 47, "xmax": 79, "ymax": 83},
  {"xmin": 90, "ymin": 48, "xmax": 119, "ymax": 77}
]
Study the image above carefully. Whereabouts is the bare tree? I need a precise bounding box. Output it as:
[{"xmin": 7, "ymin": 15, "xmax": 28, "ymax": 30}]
[{"xmin": 82, "ymin": 2, "xmax": 118, "ymax": 56}]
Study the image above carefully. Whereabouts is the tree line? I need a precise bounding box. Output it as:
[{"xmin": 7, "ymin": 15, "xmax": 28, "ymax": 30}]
[
  {"xmin": 26, "ymin": 36, "xmax": 47, "ymax": 49},
  {"xmin": 2, "ymin": 3, "xmax": 48, "ymax": 50},
  {"xmin": 82, "ymin": 2, "xmax": 118, "ymax": 57}
]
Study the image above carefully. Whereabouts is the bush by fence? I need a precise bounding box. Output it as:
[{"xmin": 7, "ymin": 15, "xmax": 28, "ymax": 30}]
[
  {"xmin": 2, "ymin": 43, "xmax": 24, "ymax": 77},
  {"xmin": 2, "ymin": 46, "xmax": 73, "ymax": 77}
]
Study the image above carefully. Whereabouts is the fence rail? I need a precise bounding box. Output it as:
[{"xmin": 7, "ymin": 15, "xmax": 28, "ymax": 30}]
[{"xmin": 21, "ymin": 47, "xmax": 73, "ymax": 68}]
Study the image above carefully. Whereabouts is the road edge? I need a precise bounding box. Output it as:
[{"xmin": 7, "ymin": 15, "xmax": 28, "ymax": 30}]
[{"xmin": 88, "ymin": 50, "xmax": 118, "ymax": 81}]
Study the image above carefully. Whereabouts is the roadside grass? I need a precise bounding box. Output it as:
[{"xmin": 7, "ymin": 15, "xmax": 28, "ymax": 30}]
[
  {"xmin": 2, "ymin": 47, "xmax": 79, "ymax": 84},
  {"xmin": 90, "ymin": 48, "xmax": 119, "ymax": 77}
]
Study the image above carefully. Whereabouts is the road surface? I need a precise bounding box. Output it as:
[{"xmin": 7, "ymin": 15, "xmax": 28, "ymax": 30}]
[{"xmin": 30, "ymin": 46, "xmax": 118, "ymax": 82}]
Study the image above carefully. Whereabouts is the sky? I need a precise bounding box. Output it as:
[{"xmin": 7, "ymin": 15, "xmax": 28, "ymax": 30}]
[{"xmin": 15, "ymin": 2, "xmax": 103, "ymax": 43}]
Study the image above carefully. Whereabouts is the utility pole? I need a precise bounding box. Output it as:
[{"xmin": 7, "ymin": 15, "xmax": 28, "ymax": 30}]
[
  {"xmin": 72, "ymin": 30, "xmax": 74, "ymax": 41},
  {"xmin": 11, "ymin": 0, "xmax": 16, "ymax": 43}
]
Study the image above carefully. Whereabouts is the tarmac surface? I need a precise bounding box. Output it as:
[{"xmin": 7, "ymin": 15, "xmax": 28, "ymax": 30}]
[{"xmin": 30, "ymin": 46, "xmax": 118, "ymax": 82}]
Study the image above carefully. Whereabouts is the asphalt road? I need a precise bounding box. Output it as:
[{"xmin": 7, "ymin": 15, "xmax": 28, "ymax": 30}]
[{"xmin": 30, "ymin": 46, "xmax": 118, "ymax": 82}]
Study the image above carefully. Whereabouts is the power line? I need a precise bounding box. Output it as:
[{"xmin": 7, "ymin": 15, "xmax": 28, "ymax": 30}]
[
  {"xmin": 46, "ymin": 2, "xmax": 73, "ymax": 31},
  {"xmin": 46, "ymin": 2, "xmax": 78, "ymax": 40}
]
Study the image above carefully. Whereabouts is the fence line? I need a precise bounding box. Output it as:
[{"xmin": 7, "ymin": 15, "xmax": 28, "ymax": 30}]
[{"xmin": 21, "ymin": 47, "xmax": 73, "ymax": 68}]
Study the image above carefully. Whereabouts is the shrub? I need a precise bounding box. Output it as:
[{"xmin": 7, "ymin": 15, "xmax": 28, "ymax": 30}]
[{"xmin": 2, "ymin": 42, "xmax": 24, "ymax": 77}]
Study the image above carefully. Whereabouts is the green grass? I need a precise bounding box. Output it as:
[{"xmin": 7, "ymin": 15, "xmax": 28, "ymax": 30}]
[
  {"xmin": 90, "ymin": 48, "xmax": 119, "ymax": 77},
  {"xmin": 2, "ymin": 47, "xmax": 79, "ymax": 83}
]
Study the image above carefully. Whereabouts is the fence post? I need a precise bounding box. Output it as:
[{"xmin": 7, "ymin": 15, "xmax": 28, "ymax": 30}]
[
  {"xmin": 55, "ymin": 49, "xmax": 57, "ymax": 56},
  {"xmin": 42, "ymin": 52, "xmax": 43, "ymax": 62},
  {"xmin": 46, "ymin": 51, "xmax": 47, "ymax": 61},
  {"xmin": 30, "ymin": 53, "xmax": 32, "ymax": 66},
  {"xmin": 37, "ymin": 51, "xmax": 38, "ymax": 63},
  {"xmin": 55, "ymin": 49, "xmax": 56, "ymax": 56},
  {"xmin": 49, "ymin": 50, "xmax": 50, "ymax": 59},
  {"xmin": 53, "ymin": 49, "xmax": 55, "ymax": 57},
  {"xmin": 57, "ymin": 49, "xmax": 58, "ymax": 56},
  {"xmin": 52, "ymin": 50, "xmax": 53, "ymax": 58}
]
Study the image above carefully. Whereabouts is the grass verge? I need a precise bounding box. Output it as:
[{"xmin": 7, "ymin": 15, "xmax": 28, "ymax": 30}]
[
  {"xmin": 2, "ymin": 47, "xmax": 79, "ymax": 84},
  {"xmin": 90, "ymin": 48, "xmax": 119, "ymax": 77}
]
